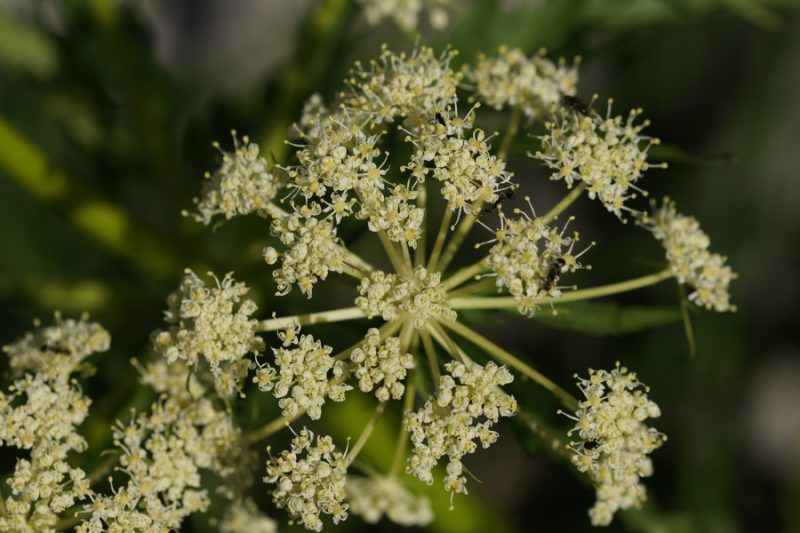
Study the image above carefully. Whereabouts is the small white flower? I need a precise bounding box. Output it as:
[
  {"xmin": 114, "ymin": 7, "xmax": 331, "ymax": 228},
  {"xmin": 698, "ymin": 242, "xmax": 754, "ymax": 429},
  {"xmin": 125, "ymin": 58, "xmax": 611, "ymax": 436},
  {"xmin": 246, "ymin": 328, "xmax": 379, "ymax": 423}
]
[
  {"xmin": 151, "ymin": 269, "xmax": 264, "ymax": 397},
  {"xmin": 564, "ymin": 363, "xmax": 667, "ymax": 526},
  {"xmin": 219, "ymin": 498, "xmax": 278, "ymax": 533},
  {"xmin": 534, "ymin": 100, "xmax": 665, "ymax": 217},
  {"xmin": 254, "ymin": 324, "xmax": 350, "ymax": 420},
  {"xmin": 467, "ymin": 45, "xmax": 580, "ymax": 119},
  {"xmin": 357, "ymin": 0, "xmax": 453, "ymax": 32},
  {"xmin": 355, "ymin": 267, "xmax": 456, "ymax": 328},
  {"xmin": 350, "ymin": 329, "xmax": 415, "ymax": 401},
  {"xmin": 264, "ymin": 428, "xmax": 349, "ymax": 532},
  {"xmin": 404, "ymin": 361, "xmax": 516, "ymax": 501},
  {"xmin": 482, "ymin": 198, "xmax": 592, "ymax": 315},
  {"xmin": 189, "ymin": 132, "xmax": 282, "ymax": 225},
  {"xmin": 641, "ymin": 198, "xmax": 736, "ymax": 312}
]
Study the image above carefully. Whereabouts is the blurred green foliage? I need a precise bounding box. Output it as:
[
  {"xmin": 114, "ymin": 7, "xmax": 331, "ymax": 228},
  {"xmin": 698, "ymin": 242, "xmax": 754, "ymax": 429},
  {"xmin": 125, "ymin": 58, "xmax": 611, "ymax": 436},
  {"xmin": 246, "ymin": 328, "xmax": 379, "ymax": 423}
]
[{"xmin": 1, "ymin": 0, "xmax": 799, "ymax": 532}]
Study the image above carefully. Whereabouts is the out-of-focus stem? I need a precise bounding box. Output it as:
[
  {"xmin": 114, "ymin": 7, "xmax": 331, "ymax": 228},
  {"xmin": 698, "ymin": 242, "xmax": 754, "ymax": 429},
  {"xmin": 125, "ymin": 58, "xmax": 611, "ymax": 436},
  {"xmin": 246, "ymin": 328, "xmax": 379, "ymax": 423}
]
[
  {"xmin": 542, "ymin": 183, "xmax": 587, "ymax": 224},
  {"xmin": 443, "ymin": 258, "xmax": 488, "ymax": 290},
  {"xmin": 347, "ymin": 401, "xmax": 387, "ymax": 464},
  {"xmin": 427, "ymin": 208, "xmax": 453, "ymax": 271}
]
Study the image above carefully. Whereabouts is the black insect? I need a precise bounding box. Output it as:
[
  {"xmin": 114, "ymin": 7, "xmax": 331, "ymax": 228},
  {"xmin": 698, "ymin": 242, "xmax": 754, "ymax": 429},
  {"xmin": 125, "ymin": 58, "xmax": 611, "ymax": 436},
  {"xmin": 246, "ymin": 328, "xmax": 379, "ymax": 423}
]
[
  {"xmin": 584, "ymin": 439, "xmax": 600, "ymax": 450},
  {"xmin": 479, "ymin": 188, "xmax": 516, "ymax": 218},
  {"xmin": 563, "ymin": 95, "xmax": 591, "ymax": 116},
  {"xmin": 40, "ymin": 343, "xmax": 71, "ymax": 355},
  {"xmin": 543, "ymin": 257, "xmax": 567, "ymax": 291},
  {"xmin": 435, "ymin": 112, "xmax": 447, "ymax": 127}
]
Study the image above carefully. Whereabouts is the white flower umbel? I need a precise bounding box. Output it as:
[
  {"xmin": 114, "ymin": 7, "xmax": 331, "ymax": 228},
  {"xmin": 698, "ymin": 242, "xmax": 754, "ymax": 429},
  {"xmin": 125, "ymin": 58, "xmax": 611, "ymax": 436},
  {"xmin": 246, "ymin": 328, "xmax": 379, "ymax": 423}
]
[
  {"xmin": 189, "ymin": 132, "xmax": 282, "ymax": 225},
  {"xmin": 0, "ymin": 315, "xmax": 109, "ymax": 532},
  {"xmin": 563, "ymin": 364, "xmax": 666, "ymax": 526},
  {"xmin": 481, "ymin": 197, "xmax": 591, "ymax": 316},
  {"xmin": 3, "ymin": 311, "xmax": 110, "ymax": 380},
  {"xmin": 357, "ymin": 0, "xmax": 452, "ymax": 31},
  {"xmin": 0, "ymin": 375, "xmax": 93, "ymax": 532},
  {"xmin": 346, "ymin": 475, "xmax": 433, "ymax": 526},
  {"xmin": 467, "ymin": 45, "xmax": 580, "ymax": 119},
  {"xmin": 219, "ymin": 498, "xmax": 278, "ymax": 533},
  {"xmin": 404, "ymin": 106, "xmax": 514, "ymax": 219},
  {"xmin": 404, "ymin": 361, "xmax": 517, "ymax": 502},
  {"xmin": 264, "ymin": 428, "xmax": 349, "ymax": 532},
  {"xmin": 534, "ymin": 100, "xmax": 665, "ymax": 218},
  {"xmin": 254, "ymin": 324, "xmax": 350, "ymax": 420},
  {"xmin": 268, "ymin": 207, "xmax": 348, "ymax": 297},
  {"xmin": 642, "ymin": 198, "xmax": 736, "ymax": 312},
  {"xmin": 350, "ymin": 329, "xmax": 415, "ymax": 401},
  {"xmin": 151, "ymin": 269, "xmax": 264, "ymax": 397},
  {"xmin": 79, "ymin": 360, "xmax": 249, "ymax": 533},
  {"xmin": 355, "ymin": 267, "xmax": 456, "ymax": 328}
]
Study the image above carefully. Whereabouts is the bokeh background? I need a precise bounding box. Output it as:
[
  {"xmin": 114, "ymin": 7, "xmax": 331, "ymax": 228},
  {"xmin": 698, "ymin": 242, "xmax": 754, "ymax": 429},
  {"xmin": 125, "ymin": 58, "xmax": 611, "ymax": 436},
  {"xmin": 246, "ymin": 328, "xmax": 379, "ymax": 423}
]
[{"xmin": 1, "ymin": 0, "xmax": 799, "ymax": 532}]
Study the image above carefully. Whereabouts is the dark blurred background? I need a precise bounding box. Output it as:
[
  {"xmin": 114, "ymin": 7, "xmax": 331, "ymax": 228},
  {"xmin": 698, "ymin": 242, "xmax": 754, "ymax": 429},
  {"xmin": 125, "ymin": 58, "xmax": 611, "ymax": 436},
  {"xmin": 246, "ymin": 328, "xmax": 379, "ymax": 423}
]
[{"xmin": 0, "ymin": 0, "xmax": 798, "ymax": 532}]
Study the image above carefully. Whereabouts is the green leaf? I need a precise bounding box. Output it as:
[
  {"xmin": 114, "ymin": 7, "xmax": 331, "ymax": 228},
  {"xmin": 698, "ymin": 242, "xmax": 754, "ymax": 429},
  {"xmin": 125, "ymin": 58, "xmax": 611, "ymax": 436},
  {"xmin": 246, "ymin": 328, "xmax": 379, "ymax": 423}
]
[{"xmin": 533, "ymin": 301, "xmax": 681, "ymax": 336}]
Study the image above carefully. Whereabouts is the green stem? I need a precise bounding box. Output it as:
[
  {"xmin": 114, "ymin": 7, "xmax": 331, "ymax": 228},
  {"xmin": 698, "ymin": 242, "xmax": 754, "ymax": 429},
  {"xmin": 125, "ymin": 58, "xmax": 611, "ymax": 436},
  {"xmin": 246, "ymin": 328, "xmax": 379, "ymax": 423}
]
[
  {"xmin": 516, "ymin": 409, "xmax": 572, "ymax": 460},
  {"xmin": 441, "ymin": 320, "xmax": 578, "ymax": 410},
  {"xmin": 448, "ymin": 278, "xmax": 497, "ymax": 298},
  {"xmin": 415, "ymin": 181, "xmax": 427, "ymax": 267},
  {"xmin": 88, "ymin": 452, "xmax": 120, "ymax": 486},
  {"xmin": 419, "ymin": 329, "xmax": 441, "ymax": 388},
  {"xmin": 450, "ymin": 269, "xmax": 673, "ymax": 310},
  {"xmin": 542, "ymin": 183, "xmax": 587, "ymax": 224},
  {"xmin": 443, "ymin": 258, "xmax": 488, "ymax": 290},
  {"xmin": 257, "ymin": 306, "xmax": 365, "ymax": 332},
  {"xmin": 434, "ymin": 210, "xmax": 476, "ymax": 274},
  {"xmin": 427, "ymin": 321, "xmax": 466, "ymax": 364},
  {"xmin": 497, "ymin": 106, "xmax": 522, "ymax": 160},
  {"xmin": 347, "ymin": 401, "xmax": 387, "ymax": 464},
  {"xmin": 427, "ymin": 207, "xmax": 453, "ymax": 271},
  {"xmin": 378, "ymin": 230, "xmax": 408, "ymax": 275}
]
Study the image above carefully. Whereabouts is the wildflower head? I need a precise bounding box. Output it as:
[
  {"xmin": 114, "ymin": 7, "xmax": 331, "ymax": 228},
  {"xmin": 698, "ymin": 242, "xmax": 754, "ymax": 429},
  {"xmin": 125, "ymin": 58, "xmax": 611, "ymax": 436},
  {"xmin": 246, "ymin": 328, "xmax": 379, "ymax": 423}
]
[
  {"xmin": 564, "ymin": 363, "xmax": 666, "ymax": 526},
  {"xmin": 534, "ymin": 99, "xmax": 665, "ymax": 218},
  {"xmin": 264, "ymin": 428, "xmax": 349, "ymax": 532},
  {"xmin": 254, "ymin": 323, "xmax": 350, "ymax": 420},
  {"xmin": 189, "ymin": 131, "xmax": 282, "ymax": 225},
  {"xmin": 2, "ymin": 312, "xmax": 110, "ymax": 380},
  {"xmin": 404, "ymin": 361, "xmax": 517, "ymax": 501},
  {"xmin": 481, "ymin": 197, "xmax": 592, "ymax": 315},
  {"xmin": 357, "ymin": 0, "xmax": 453, "ymax": 32},
  {"xmin": 641, "ymin": 198, "xmax": 736, "ymax": 312},
  {"xmin": 355, "ymin": 267, "xmax": 457, "ymax": 328},
  {"xmin": 350, "ymin": 328, "xmax": 415, "ymax": 401},
  {"xmin": 151, "ymin": 269, "xmax": 264, "ymax": 396},
  {"xmin": 467, "ymin": 45, "xmax": 580, "ymax": 119}
]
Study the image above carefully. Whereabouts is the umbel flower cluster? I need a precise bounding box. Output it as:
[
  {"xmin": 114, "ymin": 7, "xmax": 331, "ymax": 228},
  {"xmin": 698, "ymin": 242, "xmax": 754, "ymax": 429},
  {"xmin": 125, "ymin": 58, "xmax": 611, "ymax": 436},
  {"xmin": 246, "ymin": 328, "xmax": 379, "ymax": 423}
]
[{"xmin": 0, "ymin": 42, "xmax": 736, "ymax": 532}]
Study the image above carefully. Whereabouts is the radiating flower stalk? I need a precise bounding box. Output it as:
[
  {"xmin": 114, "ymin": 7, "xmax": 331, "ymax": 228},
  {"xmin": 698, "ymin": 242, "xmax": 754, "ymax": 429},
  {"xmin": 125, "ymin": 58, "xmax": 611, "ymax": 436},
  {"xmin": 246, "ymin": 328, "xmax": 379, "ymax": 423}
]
[{"xmin": 0, "ymin": 43, "xmax": 736, "ymax": 531}]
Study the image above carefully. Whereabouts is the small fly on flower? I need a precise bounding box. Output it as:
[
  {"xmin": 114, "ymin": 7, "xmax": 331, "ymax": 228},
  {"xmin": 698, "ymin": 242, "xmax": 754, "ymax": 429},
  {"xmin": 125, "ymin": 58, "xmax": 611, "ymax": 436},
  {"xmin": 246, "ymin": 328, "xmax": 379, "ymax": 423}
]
[
  {"xmin": 480, "ymin": 188, "xmax": 516, "ymax": 218},
  {"xmin": 543, "ymin": 256, "xmax": 567, "ymax": 291},
  {"xmin": 562, "ymin": 95, "xmax": 591, "ymax": 116},
  {"xmin": 40, "ymin": 342, "xmax": 71, "ymax": 355}
]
